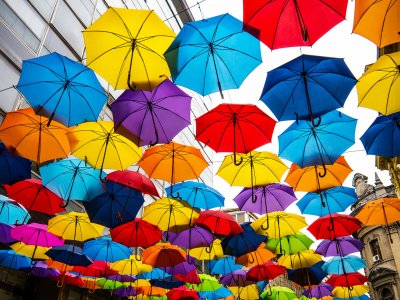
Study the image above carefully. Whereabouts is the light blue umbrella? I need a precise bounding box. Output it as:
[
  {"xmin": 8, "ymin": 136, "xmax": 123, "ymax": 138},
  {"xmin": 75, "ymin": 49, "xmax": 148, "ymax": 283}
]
[
  {"xmin": 0, "ymin": 249, "xmax": 31, "ymax": 270},
  {"xmin": 208, "ymin": 256, "xmax": 242, "ymax": 275},
  {"xmin": 322, "ymin": 255, "xmax": 366, "ymax": 275},
  {"xmin": 136, "ymin": 268, "xmax": 168, "ymax": 280},
  {"xmin": 297, "ymin": 186, "xmax": 357, "ymax": 216},
  {"xmin": 40, "ymin": 157, "xmax": 105, "ymax": 207},
  {"xmin": 0, "ymin": 195, "xmax": 30, "ymax": 225},
  {"xmin": 82, "ymin": 237, "xmax": 132, "ymax": 263},
  {"xmin": 199, "ymin": 286, "xmax": 233, "ymax": 299}
]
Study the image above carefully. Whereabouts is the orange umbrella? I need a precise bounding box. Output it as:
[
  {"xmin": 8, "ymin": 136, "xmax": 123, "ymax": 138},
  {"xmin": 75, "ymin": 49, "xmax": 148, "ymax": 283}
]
[
  {"xmin": 136, "ymin": 285, "xmax": 167, "ymax": 297},
  {"xmin": 142, "ymin": 242, "xmax": 186, "ymax": 268},
  {"xmin": 285, "ymin": 156, "xmax": 352, "ymax": 192},
  {"xmin": 45, "ymin": 260, "xmax": 73, "ymax": 273},
  {"xmin": 0, "ymin": 108, "xmax": 73, "ymax": 165},
  {"xmin": 235, "ymin": 243, "xmax": 275, "ymax": 267}
]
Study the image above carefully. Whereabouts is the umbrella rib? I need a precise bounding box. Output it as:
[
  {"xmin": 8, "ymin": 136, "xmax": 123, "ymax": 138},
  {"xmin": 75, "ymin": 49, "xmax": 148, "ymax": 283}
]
[
  {"xmin": 20, "ymin": 61, "xmax": 66, "ymax": 82},
  {"xmin": 134, "ymin": 45, "xmax": 152, "ymax": 91},
  {"xmin": 214, "ymin": 44, "xmax": 262, "ymax": 62},
  {"xmin": 359, "ymin": 71, "xmax": 398, "ymax": 105},
  {"xmin": 85, "ymin": 42, "xmax": 131, "ymax": 68},
  {"xmin": 213, "ymin": 50, "xmax": 241, "ymax": 88}
]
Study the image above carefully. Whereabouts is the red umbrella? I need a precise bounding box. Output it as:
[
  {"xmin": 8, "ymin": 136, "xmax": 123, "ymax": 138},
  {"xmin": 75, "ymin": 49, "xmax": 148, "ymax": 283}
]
[
  {"xmin": 246, "ymin": 261, "xmax": 286, "ymax": 282},
  {"xmin": 196, "ymin": 104, "xmax": 276, "ymax": 165},
  {"xmin": 308, "ymin": 214, "xmax": 361, "ymax": 240},
  {"xmin": 72, "ymin": 261, "xmax": 117, "ymax": 278},
  {"xmin": 196, "ymin": 210, "xmax": 243, "ymax": 236},
  {"xmin": 243, "ymin": 0, "xmax": 348, "ymax": 49},
  {"xmin": 166, "ymin": 286, "xmax": 199, "ymax": 300},
  {"xmin": 175, "ymin": 269, "xmax": 200, "ymax": 284},
  {"xmin": 52, "ymin": 272, "xmax": 84, "ymax": 287},
  {"xmin": 4, "ymin": 179, "xmax": 65, "ymax": 216},
  {"xmin": 106, "ymin": 170, "xmax": 159, "ymax": 197},
  {"xmin": 326, "ymin": 272, "xmax": 368, "ymax": 287}
]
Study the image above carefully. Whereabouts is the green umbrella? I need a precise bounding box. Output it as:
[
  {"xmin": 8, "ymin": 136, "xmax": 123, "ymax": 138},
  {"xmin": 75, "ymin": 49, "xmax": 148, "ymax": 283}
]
[
  {"xmin": 260, "ymin": 286, "xmax": 297, "ymax": 300},
  {"xmin": 187, "ymin": 274, "xmax": 221, "ymax": 292},
  {"xmin": 96, "ymin": 278, "xmax": 127, "ymax": 290},
  {"xmin": 266, "ymin": 233, "xmax": 314, "ymax": 255}
]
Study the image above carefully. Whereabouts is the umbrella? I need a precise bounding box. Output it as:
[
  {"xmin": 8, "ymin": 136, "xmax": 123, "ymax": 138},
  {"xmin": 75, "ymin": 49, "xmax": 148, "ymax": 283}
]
[
  {"xmin": 4, "ymin": 179, "xmax": 65, "ymax": 217},
  {"xmin": 164, "ymin": 256, "xmax": 197, "ymax": 275},
  {"xmin": 209, "ymin": 256, "xmax": 242, "ymax": 275},
  {"xmin": 137, "ymin": 268, "xmax": 168, "ymax": 280},
  {"xmin": 196, "ymin": 104, "xmax": 275, "ymax": 165},
  {"xmin": 16, "ymin": 52, "xmax": 107, "ymax": 126},
  {"xmin": 355, "ymin": 197, "xmax": 400, "ymax": 242},
  {"xmin": 196, "ymin": 210, "xmax": 243, "ymax": 236},
  {"xmin": 266, "ymin": 233, "xmax": 314, "ymax": 255},
  {"xmin": 45, "ymin": 259, "xmax": 73, "ymax": 273},
  {"xmin": 228, "ymin": 284, "xmax": 259, "ymax": 299},
  {"xmin": 235, "ymin": 242, "xmax": 275, "ymax": 267},
  {"xmin": 166, "ymin": 181, "xmax": 225, "ymax": 209},
  {"xmin": 326, "ymin": 272, "xmax": 368, "ymax": 287},
  {"xmin": 68, "ymin": 121, "xmax": 142, "ymax": 172},
  {"xmin": 316, "ymin": 237, "xmax": 364, "ymax": 257},
  {"xmin": 260, "ymin": 286, "xmax": 297, "ymax": 300},
  {"xmin": 151, "ymin": 276, "xmax": 184, "ymax": 289},
  {"xmin": 0, "ymin": 249, "xmax": 32, "ymax": 270},
  {"xmin": 167, "ymin": 225, "xmax": 214, "ymax": 249},
  {"xmin": 11, "ymin": 223, "xmax": 63, "ymax": 247},
  {"xmin": 278, "ymin": 111, "xmax": 357, "ymax": 172},
  {"xmin": 142, "ymin": 242, "xmax": 186, "ymax": 268},
  {"xmin": 10, "ymin": 242, "xmax": 50, "ymax": 260},
  {"xmin": 277, "ymin": 250, "xmax": 322, "ymax": 269},
  {"xmin": 297, "ymin": 186, "xmax": 357, "ymax": 216},
  {"xmin": 83, "ymin": 181, "xmax": 145, "ymax": 228},
  {"xmin": 110, "ymin": 255, "xmax": 152, "ymax": 275},
  {"xmin": 199, "ymin": 287, "xmax": 233, "ymax": 299},
  {"xmin": 332, "ymin": 285, "xmax": 369, "ymax": 298},
  {"xmin": 45, "ymin": 244, "xmax": 93, "ymax": 267},
  {"xmin": 308, "ymin": 214, "xmax": 362, "ymax": 240},
  {"xmin": 0, "ymin": 224, "xmax": 16, "ymax": 244},
  {"xmin": 304, "ymin": 283, "xmax": 333, "ymax": 298},
  {"xmin": 82, "ymin": 238, "xmax": 132, "ymax": 263},
  {"xmin": 246, "ymin": 261, "xmax": 286, "ymax": 282},
  {"xmin": 357, "ymin": 51, "xmax": 400, "ymax": 115},
  {"xmin": 260, "ymin": 55, "xmax": 356, "ymax": 122},
  {"xmin": 353, "ymin": 0, "xmax": 399, "ymax": 48},
  {"xmin": 175, "ymin": 269, "xmax": 200, "ymax": 284},
  {"xmin": 167, "ymin": 286, "xmax": 199, "ymax": 300},
  {"xmin": 188, "ymin": 239, "xmax": 224, "ymax": 261},
  {"xmin": 106, "ymin": 170, "xmax": 159, "ymax": 197},
  {"xmin": 243, "ymin": 0, "xmax": 348, "ymax": 49},
  {"xmin": 40, "ymin": 157, "xmax": 105, "ymax": 207},
  {"xmin": 322, "ymin": 255, "xmax": 366, "ymax": 275},
  {"xmin": 96, "ymin": 277, "xmax": 127, "ymax": 290},
  {"xmin": 189, "ymin": 274, "xmax": 221, "ymax": 292},
  {"xmin": 234, "ymin": 183, "xmax": 297, "ymax": 215},
  {"xmin": 285, "ymin": 156, "xmax": 352, "ymax": 192},
  {"xmin": 221, "ymin": 270, "xmax": 251, "ymax": 287},
  {"xmin": 165, "ymin": 13, "xmax": 262, "ymax": 98},
  {"xmin": 360, "ymin": 112, "xmax": 400, "ymax": 158},
  {"xmin": 73, "ymin": 261, "xmax": 117, "ymax": 278},
  {"xmin": 0, "ymin": 108, "xmax": 72, "ymax": 165},
  {"xmin": 30, "ymin": 261, "xmax": 60, "ymax": 278},
  {"xmin": 138, "ymin": 142, "xmax": 208, "ymax": 197},
  {"xmin": 0, "ymin": 195, "xmax": 30, "ymax": 225},
  {"xmin": 112, "ymin": 79, "xmax": 191, "ymax": 146},
  {"xmin": 0, "ymin": 142, "xmax": 31, "ymax": 185},
  {"xmin": 113, "ymin": 286, "xmax": 137, "ymax": 297},
  {"xmin": 287, "ymin": 261, "xmax": 327, "ymax": 287},
  {"xmin": 83, "ymin": 8, "xmax": 175, "ymax": 90}
]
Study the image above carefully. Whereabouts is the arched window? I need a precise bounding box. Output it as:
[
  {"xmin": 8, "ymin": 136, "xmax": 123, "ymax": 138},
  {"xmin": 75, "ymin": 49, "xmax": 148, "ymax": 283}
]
[{"xmin": 381, "ymin": 286, "xmax": 394, "ymax": 300}]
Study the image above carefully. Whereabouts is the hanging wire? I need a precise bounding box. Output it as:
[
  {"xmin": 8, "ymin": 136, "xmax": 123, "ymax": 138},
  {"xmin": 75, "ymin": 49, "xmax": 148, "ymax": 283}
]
[{"xmin": 163, "ymin": 0, "xmax": 206, "ymax": 22}]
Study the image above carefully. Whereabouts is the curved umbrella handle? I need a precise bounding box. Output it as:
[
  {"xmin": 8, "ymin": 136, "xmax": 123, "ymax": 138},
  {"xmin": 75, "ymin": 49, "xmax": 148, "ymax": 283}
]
[
  {"xmin": 170, "ymin": 191, "xmax": 181, "ymax": 200},
  {"xmin": 233, "ymin": 152, "xmax": 243, "ymax": 166},
  {"xmin": 319, "ymin": 192, "xmax": 326, "ymax": 208},
  {"xmin": 59, "ymin": 199, "xmax": 70, "ymax": 209},
  {"xmin": 187, "ymin": 253, "xmax": 194, "ymax": 265},
  {"xmin": 205, "ymin": 245, "xmax": 212, "ymax": 254},
  {"xmin": 318, "ymin": 161, "xmax": 327, "ymax": 178},
  {"xmin": 327, "ymin": 221, "xmax": 335, "ymax": 232},
  {"xmin": 261, "ymin": 214, "xmax": 270, "ymax": 230},
  {"xmin": 251, "ymin": 193, "xmax": 257, "ymax": 204},
  {"xmin": 265, "ymin": 287, "xmax": 273, "ymax": 296},
  {"xmin": 135, "ymin": 253, "xmax": 142, "ymax": 261},
  {"xmin": 99, "ymin": 171, "xmax": 107, "ymax": 183},
  {"xmin": 248, "ymin": 253, "xmax": 255, "ymax": 264},
  {"xmin": 88, "ymin": 288, "xmax": 96, "ymax": 294},
  {"xmin": 311, "ymin": 115, "xmax": 321, "ymax": 127},
  {"xmin": 57, "ymin": 280, "xmax": 64, "ymax": 288}
]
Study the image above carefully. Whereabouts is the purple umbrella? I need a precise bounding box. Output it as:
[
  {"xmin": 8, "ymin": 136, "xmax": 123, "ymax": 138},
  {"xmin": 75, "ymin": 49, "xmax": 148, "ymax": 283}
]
[
  {"xmin": 220, "ymin": 270, "xmax": 252, "ymax": 287},
  {"xmin": 304, "ymin": 283, "xmax": 333, "ymax": 298},
  {"xmin": 0, "ymin": 224, "xmax": 16, "ymax": 244},
  {"xmin": 113, "ymin": 286, "xmax": 137, "ymax": 297},
  {"xmin": 30, "ymin": 261, "xmax": 60, "ymax": 278},
  {"xmin": 106, "ymin": 274, "xmax": 135, "ymax": 283},
  {"xmin": 234, "ymin": 183, "xmax": 297, "ymax": 215},
  {"xmin": 163, "ymin": 256, "xmax": 197, "ymax": 275},
  {"xmin": 316, "ymin": 236, "xmax": 363, "ymax": 257},
  {"xmin": 167, "ymin": 226, "xmax": 214, "ymax": 249},
  {"xmin": 111, "ymin": 79, "xmax": 191, "ymax": 146}
]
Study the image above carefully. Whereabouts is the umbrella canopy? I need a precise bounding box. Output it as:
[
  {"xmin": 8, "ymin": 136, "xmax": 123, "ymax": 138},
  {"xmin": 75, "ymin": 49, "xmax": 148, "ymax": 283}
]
[
  {"xmin": 189, "ymin": 274, "xmax": 221, "ymax": 292},
  {"xmin": 175, "ymin": 269, "xmax": 200, "ymax": 284},
  {"xmin": 326, "ymin": 272, "xmax": 368, "ymax": 287},
  {"xmin": 69, "ymin": 121, "xmax": 142, "ymax": 172},
  {"xmin": 196, "ymin": 104, "xmax": 276, "ymax": 164},
  {"xmin": 287, "ymin": 261, "xmax": 327, "ymax": 287},
  {"xmin": 246, "ymin": 261, "xmax": 286, "ymax": 282},
  {"xmin": 0, "ymin": 224, "xmax": 16, "ymax": 244},
  {"xmin": 0, "ymin": 195, "xmax": 30, "ymax": 225},
  {"xmin": 360, "ymin": 112, "xmax": 400, "ymax": 158},
  {"xmin": 235, "ymin": 242, "xmax": 275, "ymax": 267},
  {"xmin": 278, "ymin": 111, "xmax": 357, "ymax": 169},
  {"xmin": 353, "ymin": 0, "xmax": 400, "ymax": 48},
  {"xmin": 308, "ymin": 214, "xmax": 362, "ymax": 240},
  {"xmin": 167, "ymin": 226, "xmax": 214, "ymax": 249},
  {"xmin": 83, "ymin": 8, "xmax": 175, "ymax": 90},
  {"xmin": 46, "ymin": 244, "xmax": 93, "ymax": 267},
  {"xmin": 357, "ymin": 51, "xmax": 400, "ymax": 115},
  {"xmin": 164, "ymin": 256, "xmax": 197, "ymax": 275},
  {"xmin": 196, "ymin": 210, "xmax": 243, "ymax": 236},
  {"xmin": 322, "ymin": 255, "xmax": 366, "ymax": 275},
  {"xmin": 82, "ymin": 238, "xmax": 132, "ymax": 263},
  {"xmin": 106, "ymin": 170, "xmax": 159, "ymax": 197},
  {"xmin": 266, "ymin": 233, "xmax": 314, "ymax": 255},
  {"xmin": 110, "ymin": 255, "xmax": 152, "ymax": 275},
  {"xmin": 0, "ymin": 249, "xmax": 31, "ymax": 270},
  {"xmin": 166, "ymin": 181, "xmax": 225, "ymax": 209},
  {"xmin": 16, "ymin": 52, "xmax": 107, "ymax": 126},
  {"xmin": 10, "ymin": 242, "xmax": 50, "ymax": 260},
  {"xmin": 209, "ymin": 256, "xmax": 242, "ymax": 275},
  {"xmin": 142, "ymin": 242, "xmax": 186, "ymax": 268},
  {"xmin": 243, "ymin": 0, "xmax": 348, "ymax": 49},
  {"xmin": 73, "ymin": 261, "xmax": 117, "ymax": 278},
  {"xmin": 112, "ymin": 79, "xmax": 191, "ymax": 146},
  {"xmin": 261, "ymin": 55, "xmax": 356, "ymax": 121},
  {"xmin": 0, "ymin": 142, "xmax": 31, "ymax": 185},
  {"xmin": 167, "ymin": 286, "xmax": 199, "ymax": 300},
  {"xmin": 304, "ymin": 283, "xmax": 333, "ymax": 298},
  {"xmin": 84, "ymin": 181, "xmax": 145, "ymax": 228},
  {"xmin": 278, "ymin": 250, "xmax": 322, "ymax": 270},
  {"xmin": 228, "ymin": 284, "xmax": 259, "ymax": 299},
  {"xmin": 285, "ymin": 156, "xmax": 352, "ymax": 192},
  {"xmin": 316, "ymin": 237, "xmax": 364, "ymax": 257},
  {"xmin": 113, "ymin": 286, "xmax": 137, "ymax": 297},
  {"xmin": 0, "ymin": 108, "xmax": 72, "ymax": 165},
  {"xmin": 4, "ymin": 179, "xmax": 65, "ymax": 216},
  {"xmin": 11, "ymin": 223, "xmax": 63, "ymax": 247},
  {"xmin": 96, "ymin": 277, "xmax": 127, "ymax": 290},
  {"xmin": 332, "ymin": 285, "xmax": 369, "ymax": 298},
  {"xmin": 165, "ymin": 13, "xmax": 261, "ymax": 98},
  {"xmin": 30, "ymin": 261, "xmax": 60, "ymax": 278},
  {"xmin": 189, "ymin": 239, "xmax": 224, "ymax": 261},
  {"xmin": 260, "ymin": 286, "xmax": 297, "ymax": 300}
]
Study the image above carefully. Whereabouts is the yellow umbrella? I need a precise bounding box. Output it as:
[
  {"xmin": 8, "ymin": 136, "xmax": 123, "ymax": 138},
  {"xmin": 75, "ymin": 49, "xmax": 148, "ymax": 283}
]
[
  {"xmin": 110, "ymin": 255, "xmax": 152, "ymax": 276},
  {"xmin": 188, "ymin": 239, "xmax": 224, "ymax": 260},
  {"xmin": 83, "ymin": 8, "xmax": 175, "ymax": 91},
  {"xmin": 251, "ymin": 211, "xmax": 307, "ymax": 238},
  {"xmin": 217, "ymin": 151, "xmax": 288, "ymax": 187},
  {"xmin": 47, "ymin": 212, "xmax": 104, "ymax": 242},
  {"xmin": 357, "ymin": 51, "xmax": 400, "ymax": 115},
  {"xmin": 68, "ymin": 121, "xmax": 142, "ymax": 172},
  {"xmin": 228, "ymin": 284, "xmax": 259, "ymax": 300},
  {"xmin": 277, "ymin": 250, "xmax": 322, "ymax": 270},
  {"xmin": 332, "ymin": 285, "xmax": 369, "ymax": 298},
  {"xmin": 11, "ymin": 242, "xmax": 50, "ymax": 260}
]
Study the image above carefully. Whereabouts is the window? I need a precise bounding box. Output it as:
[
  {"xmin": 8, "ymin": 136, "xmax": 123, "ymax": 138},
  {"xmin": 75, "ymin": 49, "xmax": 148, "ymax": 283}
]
[
  {"xmin": 381, "ymin": 287, "xmax": 394, "ymax": 300},
  {"xmin": 370, "ymin": 239, "xmax": 382, "ymax": 259},
  {"xmin": 29, "ymin": 0, "xmax": 58, "ymax": 20}
]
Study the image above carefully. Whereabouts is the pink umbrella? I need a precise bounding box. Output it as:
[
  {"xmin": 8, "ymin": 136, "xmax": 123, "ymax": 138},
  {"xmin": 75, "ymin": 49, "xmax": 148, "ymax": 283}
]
[{"xmin": 11, "ymin": 223, "xmax": 64, "ymax": 247}]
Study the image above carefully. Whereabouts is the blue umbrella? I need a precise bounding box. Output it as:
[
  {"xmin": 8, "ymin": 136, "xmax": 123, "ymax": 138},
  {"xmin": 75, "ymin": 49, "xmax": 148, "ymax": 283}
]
[
  {"xmin": 82, "ymin": 237, "xmax": 132, "ymax": 263},
  {"xmin": 16, "ymin": 52, "xmax": 107, "ymax": 126},
  {"xmin": 360, "ymin": 112, "xmax": 400, "ymax": 158},
  {"xmin": 208, "ymin": 256, "xmax": 242, "ymax": 275},
  {"xmin": 322, "ymin": 255, "xmax": 366, "ymax": 275},
  {"xmin": 84, "ymin": 181, "xmax": 144, "ymax": 228},
  {"xmin": 166, "ymin": 181, "xmax": 224, "ymax": 209},
  {"xmin": 151, "ymin": 276, "xmax": 184, "ymax": 289},
  {"xmin": 287, "ymin": 261, "xmax": 327, "ymax": 287},
  {"xmin": 0, "ymin": 195, "xmax": 30, "ymax": 225},
  {"xmin": 199, "ymin": 287, "xmax": 233, "ymax": 299},
  {"xmin": 137, "ymin": 268, "xmax": 169, "ymax": 280},
  {"xmin": 0, "ymin": 142, "xmax": 31, "ymax": 185},
  {"xmin": 0, "ymin": 249, "xmax": 31, "ymax": 270},
  {"xmin": 333, "ymin": 296, "xmax": 369, "ymax": 300},
  {"xmin": 221, "ymin": 222, "xmax": 266, "ymax": 257},
  {"xmin": 165, "ymin": 13, "xmax": 262, "ymax": 98},
  {"xmin": 40, "ymin": 157, "xmax": 105, "ymax": 207},
  {"xmin": 45, "ymin": 244, "xmax": 93, "ymax": 267},
  {"xmin": 260, "ymin": 55, "xmax": 356, "ymax": 123},
  {"xmin": 297, "ymin": 186, "xmax": 357, "ymax": 216},
  {"xmin": 278, "ymin": 110, "xmax": 356, "ymax": 176}
]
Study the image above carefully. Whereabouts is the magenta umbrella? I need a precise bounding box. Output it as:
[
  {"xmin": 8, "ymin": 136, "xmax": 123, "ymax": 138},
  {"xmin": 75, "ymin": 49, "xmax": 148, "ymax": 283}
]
[{"xmin": 11, "ymin": 223, "xmax": 64, "ymax": 247}]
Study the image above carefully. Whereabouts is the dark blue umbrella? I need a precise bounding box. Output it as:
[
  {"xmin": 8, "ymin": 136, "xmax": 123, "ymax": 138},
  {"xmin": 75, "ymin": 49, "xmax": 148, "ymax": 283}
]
[
  {"xmin": 0, "ymin": 143, "xmax": 31, "ymax": 185},
  {"xmin": 297, "ymin": 186, "xmax": 357, "ymax": 216},
  {"xmin": 208, "ymin": 256, "xmax": 242, "ymax": 275},
  {"xmin": 16, "ymin": 52, "xmax": 107, "ymax": 126},
  {"xmin": 84, "ymin": 181, "xmax": 144, "ymax": 228},
  {"xmin": 151, "ymin": 276, "xmax": 184, "ymax": 289},
  {"xmin": 221, "ymin": 222, "xmax": 266, "ymax": 257},
  {"xmin": 166, "ymin": 181, "xmax": 225, "ymax": 209},
  {"xmin": 287, "ymin": 261, "xmax": 327, "ymax": 287},
  {"xmin": 165, "ymin": 14, "xmax": 262, "ymax": 98},
  {"xmin": 0, "ymin": 249, "xmax": 31, "ymax": 270},
  {"xmin": 260, "ymin": 55, "xmax": 356, "ymax": 123},
  {"xmin": 82, "ymin": 237, "xmax": 132, "ymax": 262},
  {"xmin": 45, "ymin": 244, "xmax": 93, "ymax": 267},
  {"xmin": 278, "ymin": 111, "xmax": 356, "ymax": 176},
  {"xmin": 360, "ymin": 112, "xmax": 400, "ymax": 158}
]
